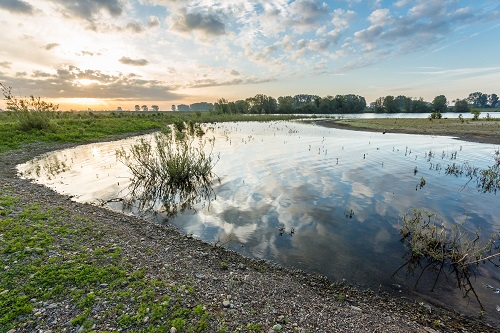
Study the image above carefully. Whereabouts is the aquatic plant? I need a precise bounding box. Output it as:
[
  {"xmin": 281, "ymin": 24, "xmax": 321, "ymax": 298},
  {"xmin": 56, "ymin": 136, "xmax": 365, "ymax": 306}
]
[
  {"xmin": 395, "ymin": 210, "xmax": 500, "ymax": 311},
  {"xmin": 116, "ymin": 122, "xmax": 219, "ymax": 219},
  {"xmin": 444, "ymin": 154, "xmax": 500, "ymax": 194}
]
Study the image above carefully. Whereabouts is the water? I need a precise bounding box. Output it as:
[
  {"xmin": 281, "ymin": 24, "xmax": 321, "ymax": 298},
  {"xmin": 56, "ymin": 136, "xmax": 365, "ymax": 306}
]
[{"xmin": 18, "ymin": 120, "xmax": 500, "ymax": 323}]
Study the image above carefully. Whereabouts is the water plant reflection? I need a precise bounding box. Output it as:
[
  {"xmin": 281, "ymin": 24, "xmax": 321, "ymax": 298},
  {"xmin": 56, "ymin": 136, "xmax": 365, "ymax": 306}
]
[
  {"xmin": 444, "ymin": 150, "xmax": 500, "ymax": 194},
  {"xmin": 116, "ymin": 123, "xmax": 219, "ymax": 219},
  {"xmin": 395, "ymin": 210, "xmax": 500, "ymax": 311}
]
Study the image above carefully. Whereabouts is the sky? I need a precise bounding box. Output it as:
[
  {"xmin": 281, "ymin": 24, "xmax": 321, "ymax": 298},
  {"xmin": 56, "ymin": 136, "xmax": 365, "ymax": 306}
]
[{"xmin": 0, "ymin": 0, "xmax": 499, "ymax": 111}]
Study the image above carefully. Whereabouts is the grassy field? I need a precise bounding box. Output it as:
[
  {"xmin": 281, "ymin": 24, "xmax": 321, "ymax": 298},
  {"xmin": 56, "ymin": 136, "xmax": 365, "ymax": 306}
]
[
  {"xmin": 0, "ymin": 111, "xmax": 303, "ymax": 154},
  {"xmin": 321, "ymin": 117, "xmax": 500, "ymax": 144}
]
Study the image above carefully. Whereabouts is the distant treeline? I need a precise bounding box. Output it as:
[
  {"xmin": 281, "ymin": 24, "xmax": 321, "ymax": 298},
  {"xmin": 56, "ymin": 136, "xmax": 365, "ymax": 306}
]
[
  {"xmin": 168, "ymin": 91, "xmax": 499, "ymax": 114},
  {"xmin": 205, "ymin": 91, "xmax": 498, "ymax": 114}
]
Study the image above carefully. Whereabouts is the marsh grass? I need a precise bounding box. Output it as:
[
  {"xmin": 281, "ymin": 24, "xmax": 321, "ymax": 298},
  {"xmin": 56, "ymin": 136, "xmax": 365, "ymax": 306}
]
[
  {"xmin": 0, "ymin": 109, "xmax": 303, "ymax": 154},
  {"xmin": 445, "ymin": 151, "xmax": 500, "ymax": 194},
  {"xmin": 116, "ymin": 122, "xmax": 219, "ymax": 219},
  {"xmin": 395, "ymin": 210, "xmax": 500, "ymax": 311}
]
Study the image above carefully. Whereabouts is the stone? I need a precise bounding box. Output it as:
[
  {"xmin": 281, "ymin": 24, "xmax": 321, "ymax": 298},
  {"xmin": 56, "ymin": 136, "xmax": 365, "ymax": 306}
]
[
  {"xmin": 222, "ymin": 300, "xmax": 231, "ymax": 308},
  {"xmin": 170, "ymin": 327, "xmax": 177, "ymax": 333},
  {"xmin": 272, "ymin": 324, "xmax": 282, "ymax": 331}
]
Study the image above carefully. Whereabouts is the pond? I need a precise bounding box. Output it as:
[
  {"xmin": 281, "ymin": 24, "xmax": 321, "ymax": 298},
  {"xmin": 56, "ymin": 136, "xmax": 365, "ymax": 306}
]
[{"xmin": 18, "ymin": 120, "xmax": 500, "ymax": 323}]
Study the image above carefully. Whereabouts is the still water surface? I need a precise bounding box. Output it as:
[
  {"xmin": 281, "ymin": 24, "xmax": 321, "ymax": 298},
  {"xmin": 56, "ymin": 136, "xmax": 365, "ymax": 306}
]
[{"xmin": 18, "ymin": 120, "xmax": 500, "ymax": 322}]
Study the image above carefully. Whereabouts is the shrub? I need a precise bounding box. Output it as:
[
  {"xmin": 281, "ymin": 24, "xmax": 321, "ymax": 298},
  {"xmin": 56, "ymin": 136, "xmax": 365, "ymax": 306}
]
[
  {"xmin": 1, "ymin": 83, "xmax": 58, "ymax": 131},
  {"xmin": 471, "ymin": 108, "xmax": 481, "ymax": 121}
]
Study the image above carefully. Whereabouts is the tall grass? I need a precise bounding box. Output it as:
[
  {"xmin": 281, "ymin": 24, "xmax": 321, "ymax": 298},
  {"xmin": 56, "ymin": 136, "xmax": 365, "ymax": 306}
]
[
  {"xmin": 116, "ymin": 122, "xmax": 219, "ymax": 219},
  {"xmin": 1, "ymin": 83, "xmax": 58, "ymax": 131}
]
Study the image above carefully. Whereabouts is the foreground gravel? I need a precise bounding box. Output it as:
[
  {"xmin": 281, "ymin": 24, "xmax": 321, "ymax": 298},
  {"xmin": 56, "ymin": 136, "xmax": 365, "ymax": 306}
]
[{"xmin": 1, "ymin": 137, "xmax": 497, "ymax": 333}]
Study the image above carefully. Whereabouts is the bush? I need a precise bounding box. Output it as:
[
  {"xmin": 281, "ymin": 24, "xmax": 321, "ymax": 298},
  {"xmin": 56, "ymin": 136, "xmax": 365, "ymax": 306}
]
[
  {"xmin": 1, "ymin": 83, "xmax": 58, "ymax": 131},
  {"xmin": 471, "ymin": 108, "xmax": 481, "ymax": 121},
  {"xmin": 429, "ymin": 112, "xmax": 442, "ymax": 120}
]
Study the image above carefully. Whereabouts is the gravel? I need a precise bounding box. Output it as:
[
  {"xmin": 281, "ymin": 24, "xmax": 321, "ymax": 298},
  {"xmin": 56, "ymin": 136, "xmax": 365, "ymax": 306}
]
[{"xmin": 1, "ymin": 138, "xmax": 497, "ymax": 333}]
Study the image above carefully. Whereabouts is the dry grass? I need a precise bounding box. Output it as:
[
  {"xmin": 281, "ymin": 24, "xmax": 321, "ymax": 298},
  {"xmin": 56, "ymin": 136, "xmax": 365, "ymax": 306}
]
[{"xmin": 320, "ymin": 118, "xmax": 500, "ymax": 144}]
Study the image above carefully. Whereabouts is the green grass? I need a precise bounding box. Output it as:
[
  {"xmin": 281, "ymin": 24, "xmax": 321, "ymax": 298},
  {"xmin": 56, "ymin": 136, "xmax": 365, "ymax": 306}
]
[
  {"xmin": 0, "ymin": 192, "xmax": 210, "ymax": 332},
  {"xmin": 0, "ymin": 111, "xmax": 304, "ymax": 155}
]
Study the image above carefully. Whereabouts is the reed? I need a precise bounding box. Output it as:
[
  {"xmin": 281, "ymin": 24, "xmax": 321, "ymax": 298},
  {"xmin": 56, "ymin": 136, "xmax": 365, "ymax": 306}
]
[{"xmin": 116, "ymin": 122, "xmax": 219, "ymax": 219}]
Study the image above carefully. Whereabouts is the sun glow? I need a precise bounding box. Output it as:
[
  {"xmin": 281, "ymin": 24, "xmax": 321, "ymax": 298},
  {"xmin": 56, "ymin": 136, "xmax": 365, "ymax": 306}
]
[{"xmin": 76, "ymin": 79, "xmax": 99, "ymax": 86}]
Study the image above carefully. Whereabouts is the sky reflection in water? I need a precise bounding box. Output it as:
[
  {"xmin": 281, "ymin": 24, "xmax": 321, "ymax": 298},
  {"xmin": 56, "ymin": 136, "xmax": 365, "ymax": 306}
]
[{"xmin": 18, "ymin": 121, "xmax": 500, "ymax": 321}]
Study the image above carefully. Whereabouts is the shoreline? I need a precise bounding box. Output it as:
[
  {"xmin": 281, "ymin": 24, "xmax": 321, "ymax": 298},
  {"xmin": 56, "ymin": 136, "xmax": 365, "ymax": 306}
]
[
  {"xmin": 313, "ymin": 119, "xmax": 500, "ymax": 145},
  {"xmin": 1, "ymin": 131, "xmax": 498, "ymax": 332}
]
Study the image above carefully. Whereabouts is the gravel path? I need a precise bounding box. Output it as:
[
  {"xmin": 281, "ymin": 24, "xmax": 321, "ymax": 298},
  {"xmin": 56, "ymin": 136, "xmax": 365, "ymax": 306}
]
[{"xmin": 1, "ymin": 138, "xmax": 497, "ymax": 333}]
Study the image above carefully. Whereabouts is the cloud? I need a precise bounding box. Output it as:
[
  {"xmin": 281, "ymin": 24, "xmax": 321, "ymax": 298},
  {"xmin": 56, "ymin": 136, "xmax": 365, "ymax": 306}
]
[
  {"xmin": 48, "ymin": 0, "xmax": 124, "ymax": 21},
  {"xmin": 119, "ymin": 57, "xmax": 149, "ymax": 66},
  {"xmin": 394, "ymin": 0, "xmax": 411, "ymax": 8},
  {"xmin": 188, "ymin": 76, "xmax": 276, "ymax": 89},
  {"xmin": 147, "ymin": 15, "xmax": 160, "ymax": 28},
  {"xmin": 0, "ymin": 0, "xmax": 35, "ymax": 14},
  {"xmin": 0, "ymin": 65, "xmax": 181, "ymax": 101},
  {"xmin": 0, "ymin": 61, "xmax": 12, "ymax": 69},
  {"xmin": 171, "ymin": 8, "xmax": 226, "ymax": 36},
  {"xmin": 44, "ymin": 43, "xmax": 60, "ymax": 50},
  {"xmin": 126, "ymin": 21, "xmax": 145, "ymax": 33},
  {"xmin": 286, "ymin": 0, "xmax": 329, "ymax": 33},
  {"xmin": 230, "ymin": 70, "xmax": 240, "ymax": 76}
]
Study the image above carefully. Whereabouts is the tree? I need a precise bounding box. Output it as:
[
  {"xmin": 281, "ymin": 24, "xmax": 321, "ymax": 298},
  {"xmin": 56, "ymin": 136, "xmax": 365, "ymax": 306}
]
[
  {"xmin": 214, "ymin": 98, "xmax": 230, "ymax": 114},
  {"xmin": 141, "ymin": 105, "xmax": 148, "ymax": 112},
  {"xmin": 134, "ymin": 105, "xmax": 140, "ymax": 112},
  {"xmin": 467, "ymin": 92, "xmax": 487, "ymax": 108},
  {"xmin": 151, "ymin": 105, "xmax": 159, "ymax": 111},
  {"xmin": 171, "ymin": 105, "xmax": 176, "ymax": 112},
  {"xmin": 293, "ymin": 94, "xmax": 319, "ymax": 108},
  {"xmin": 411, "ymin": 98, "xmax": 431, "ymax": 113},
  {"xmin": 246, "ymin": 94, "xmax": 277, "ymax": 114},
  {"xmin": 432, "ymin": 95, "xmax": 448, "ymax": 113},
  {"xmin": 116, "ymin": 106, "xmax": 123, "ymax": 111},
  {"xmin": 233, "ymin": 100, "xmax": 249, "ymax": 114},
  {"xmin": 343, "ymin": 94, "xmax": 366, "ymax": 113},
  {"xmin": 454, "ymin": 99, "xmax": 469, "ymax": 113},
  {"xmin": 396, "ymin": 95, "xmax": 412, "ymax": 113},
  {"xmin": 471, "ymin": 108, "xmax": 481, "ymax": 120},
  {"xmin": 488, "ymin": 94, "xmax": 499, "ymax": 108},
  {"xmin": 374, "ymin": 97, "xmax": 384, "ymax": 113},
  {"xmin": 383, "ymin": 95, "xmax": 400, "ymax": 113},
  {"xmin": 278, "ymin": 96, "xmax": 295, "ymax": 114}
]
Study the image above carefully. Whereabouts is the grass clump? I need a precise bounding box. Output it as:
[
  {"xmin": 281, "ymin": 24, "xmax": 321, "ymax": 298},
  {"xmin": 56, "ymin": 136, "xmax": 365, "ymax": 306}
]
[
  {"xmin": 116, "ymin": 121, "xmax": 219, "ymax": 219},
  {"xmin": 1, "ymin": 83, "xmax": 58, "ymax": 131}
]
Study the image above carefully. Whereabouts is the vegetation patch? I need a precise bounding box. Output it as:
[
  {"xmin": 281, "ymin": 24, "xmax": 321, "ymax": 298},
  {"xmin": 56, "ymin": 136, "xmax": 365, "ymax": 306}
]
[
  {"xmin": 395, "ymin": 210, "xmax": 500, "ymax": 311},
  {"xmin": 0, "ymin": 192, "xmax": 210, "ymax": 332}
]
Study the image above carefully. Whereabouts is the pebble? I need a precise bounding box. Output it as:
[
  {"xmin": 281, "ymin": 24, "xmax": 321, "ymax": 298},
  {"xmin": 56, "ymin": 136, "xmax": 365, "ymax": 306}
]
[
  {"xmin": 47, "ymin": 303, "xmax": 58, "ymax": 309},
  {"xmin": 222, "ymin": 300, "xmax": 231, "ymax": 308},
  {"xmin": 271, "ymin": 323, "xmax": 282, "ymax": 331},
  {"xmin": 170, "ymin": 327, "xmax": 177, "ymax": 333}
]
